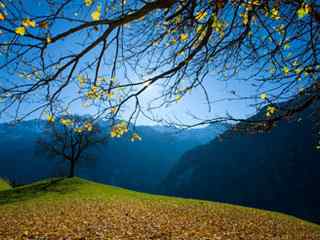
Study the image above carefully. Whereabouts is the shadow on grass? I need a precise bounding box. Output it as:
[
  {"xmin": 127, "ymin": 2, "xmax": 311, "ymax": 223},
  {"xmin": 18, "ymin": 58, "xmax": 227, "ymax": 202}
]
[{"xmin": 0, "ymin": 178, "xmax": 80, "ymax": 205}]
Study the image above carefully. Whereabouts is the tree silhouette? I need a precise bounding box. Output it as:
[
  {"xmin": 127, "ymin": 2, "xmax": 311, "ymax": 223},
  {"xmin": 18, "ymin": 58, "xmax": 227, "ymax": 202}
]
[
  {"xmin": 38, "ymin": 115, "xmax": 106, "ymax": 177},
  {"xmin": 0, "ymin": 0, "xmax": 318, "ymax": 132}
]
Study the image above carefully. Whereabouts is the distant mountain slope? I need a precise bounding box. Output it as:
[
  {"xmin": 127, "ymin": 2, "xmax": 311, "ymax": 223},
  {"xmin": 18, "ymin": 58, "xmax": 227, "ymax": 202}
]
[
  {"xmin": 0, "ymin": 120, "xmax": 228, "ymax": 192},
  {"xmin": 0, "ymin": 177, "xmax": 319, "ymax": 239},
  {"xmin": 0, "ymin": 121, "xmax": 57, "ymax": 184},
  {"xmin": 162, "ymin": 103, "xmax": 320, "ymax": 224}
]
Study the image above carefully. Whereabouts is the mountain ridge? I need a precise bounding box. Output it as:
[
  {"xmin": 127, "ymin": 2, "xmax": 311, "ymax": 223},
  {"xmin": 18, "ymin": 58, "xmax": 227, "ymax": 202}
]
[
  {"xmin": 0, "ymin": 120, "xmax": 228, "ymax": 192},
  {"xmin": 162, "ymin": 101, "xmax": 320, "ymax": 224}
]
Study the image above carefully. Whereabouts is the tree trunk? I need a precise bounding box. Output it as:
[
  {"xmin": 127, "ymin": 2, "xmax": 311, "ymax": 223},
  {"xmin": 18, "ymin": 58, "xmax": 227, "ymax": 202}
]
[{"xmin": 69, "ymin": 160, "xmax": 75, "ymax": 178}]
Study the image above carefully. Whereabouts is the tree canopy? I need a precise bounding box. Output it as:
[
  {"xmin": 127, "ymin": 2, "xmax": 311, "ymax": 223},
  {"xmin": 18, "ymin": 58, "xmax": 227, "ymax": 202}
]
[{"xmin": 0, "ymin": 0, "xmax": 319, "ymax": 134}]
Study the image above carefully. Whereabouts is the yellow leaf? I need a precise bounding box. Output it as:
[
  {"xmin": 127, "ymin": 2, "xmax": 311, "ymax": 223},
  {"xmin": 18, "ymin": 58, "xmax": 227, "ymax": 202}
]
[
  {"xmin": 110, "ymin": 107, "xmax": 117, "ymax": 114},
  {"xmin": 305, "ymin": 4, "xmax": 312, "ymax": 14},
  {"xmin": 266, "ymin": 105, "xmax": 277, "ymax": 117},
  {"xmin": 47, "ymin": 114, "xmax": 55, "ymax": 123},
  {"xmin": 283, "ymin": 66, "xmax": 289, "ymax": 75},
  {"xmin": 211, "ymin": 15, "xmax": 225, "ymax": 37},
  {"xmin": 46, "ymin": 36, "xmax": 52, "ymax": 44},
  {"xmin": 15, "ymin": 26, "xmax": 26, "ymax": 36},
  {"xmin": 275, "ymin": 24, "xmax": 285, "ymax": 34},
  {"xmin": 0, "ymin": 12, "xmax": 5, "ymax": 21},
  {"xmin": 297, "ymin": 4, "xmax": 311, "ymax": 19},
  {"xmin": 195, "ymin": 11, "xmax": 207, "ymax": 21},
  {"xmin": 84, "ymin": 122, "xmax": 93, "ymax": 131},
  {"xmin": 107, "ymin": 91, "xmax": 113, "ymax": 99},
  {"xmin": 252, "ymin": 0, "xmax": 260, "ymax": 6},
  {"xmin": 260, "ymin": 93, "xmax": 268, "ymax": 100},
  {"xmin": 294, "ymin": 68, "xmax": 302, "ymax": 75},
  {"xmin": 39, "ymin": 21, "xmax": 48, "ymax": 29},
  {"xmin": 180, "ymin": 33, "xmax": 188, "ymax": 41},
  {"xmin": 284, "ymin": 43, "xmax": 290, "ymax": 49},
  {"xmin": 240, "ymin": 12, "xmax": 249, "ymax": 25},
  {"xmin": 270, "ymin": 8, "xmax": 280, "ymax": 20},
  {"xmin": 131, "ymin": 133, "xmax": 142, "ymax": 142},
  {"xmin": 84, "ymin": 0, "xmax": 93, "ymax": 7},
  {"xmin": 110, "ymin": 122, "xmax": 128, "ymax": 138},
  {"xmin": 91, "ymin": 11, "xmax": 100, "ymax": 21},
  {"xmin": 170, "ymin": 38, "xmax": 177, "ymax": 45},
  {"xmin": 22, "ymin": 18, "xmax": 36, "ymax": 28},
  {"xmin": 297, "ymin": 8, "xmax": 306, "ymax": 18},
  {"xmin": 77, "ymin": 75, "xmax": 86, "ymax": 86},
  {"xmin": 74, "ymin": 127, "xmax": 83, "ymax": 133},
  {"xmin": 175, "ymin": 95, "xmax": 182, "ymax": 102},
  {"xmin": 91, "ymin": 6, "xmax": 101, "ymax": 21},
  {"xmin": 196, "ymin": 25, "xmax": 204, "ymax": 33},
  {"xmin": 60, "ymin": 118, "xmax": 73, "ymax": 126}
]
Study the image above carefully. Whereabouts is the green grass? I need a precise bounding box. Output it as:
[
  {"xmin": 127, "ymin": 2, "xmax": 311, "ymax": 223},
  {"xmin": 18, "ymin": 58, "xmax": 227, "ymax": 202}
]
[
  {"xmin": 0, "ymin": 177, "xmax": 319, "ymax": 239},
  {"xmin": 0, "ymin": 177, "xmax": 158, "ymax": 205},
  {"xmin": 0, "ymin": 178, "xmax": 11, "ymax": 191}
]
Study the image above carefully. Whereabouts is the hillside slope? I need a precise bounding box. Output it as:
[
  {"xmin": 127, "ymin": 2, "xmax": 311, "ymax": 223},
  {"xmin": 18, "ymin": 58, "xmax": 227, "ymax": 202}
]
[
  {"xmin": 0, "ymin": 178, "xmax": 319, "ymax": 239},
  {"xmin": 162, "ymin": 103, "xmax": 320, "ymax": 224},
  {"xmin": 0, "ymin": 179, "xmax": 11, "ymax": 191}
]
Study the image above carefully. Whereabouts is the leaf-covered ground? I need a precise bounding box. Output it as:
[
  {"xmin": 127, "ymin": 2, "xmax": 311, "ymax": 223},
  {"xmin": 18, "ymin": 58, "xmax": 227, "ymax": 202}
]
[{"xmin": 0, "ymin": 178, "xmax": 319, "ymax": 240}]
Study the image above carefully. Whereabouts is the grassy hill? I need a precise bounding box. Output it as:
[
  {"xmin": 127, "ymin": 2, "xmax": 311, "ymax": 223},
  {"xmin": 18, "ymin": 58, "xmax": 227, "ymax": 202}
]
[
  {"xmin": 0, "ymin": 178, "xmax": 319, "ymax": 239},
  {"xmin": 0, "ymin": 178, "xmax": 11, "ymax": 191}
]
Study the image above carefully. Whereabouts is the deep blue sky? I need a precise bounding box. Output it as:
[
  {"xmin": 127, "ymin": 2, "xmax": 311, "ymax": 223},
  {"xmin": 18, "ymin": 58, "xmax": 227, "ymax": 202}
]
[{"xmin": 1, "ymin": 0, "xmax": 309, "ymax": 125}]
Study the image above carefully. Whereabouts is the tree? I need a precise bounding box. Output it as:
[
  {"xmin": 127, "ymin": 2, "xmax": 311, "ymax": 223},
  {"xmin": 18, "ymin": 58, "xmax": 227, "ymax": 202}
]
[
  {"xmin": 38, "ymin": 115, "xmax": 106, "ymax": 177},
  {"xmin": 0, "ymin": 0, "xmax": 318, "ymax": 133}
]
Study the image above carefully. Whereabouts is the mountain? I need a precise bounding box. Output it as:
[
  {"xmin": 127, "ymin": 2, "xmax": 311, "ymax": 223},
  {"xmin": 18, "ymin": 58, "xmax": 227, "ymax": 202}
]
[
  {"xmin": 0, "ymin": 120, "xmax": 56, "ymax": 184},
  {"xmin": 162, "ymin": 102, "xmax": 320, "ymax": 224},
  {"xmin": 0, "ymin": 120, "xmax": 228, "ymax": 192}
]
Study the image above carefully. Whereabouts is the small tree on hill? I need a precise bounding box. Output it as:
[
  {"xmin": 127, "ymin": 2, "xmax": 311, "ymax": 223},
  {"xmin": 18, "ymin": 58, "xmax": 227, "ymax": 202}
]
[{"xmin": 38, "ymin": 115, "xmax": 106, "ymax": 178}]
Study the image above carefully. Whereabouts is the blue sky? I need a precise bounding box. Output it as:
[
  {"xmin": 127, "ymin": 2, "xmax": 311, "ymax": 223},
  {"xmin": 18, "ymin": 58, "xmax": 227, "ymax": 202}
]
[
  {"xmin": 0, "ymin": 0, "xmax": 258, "ymax": 125},
  {"xmin": 0, "ymin": 0, "xmax": 312, "ymax": 125}
]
